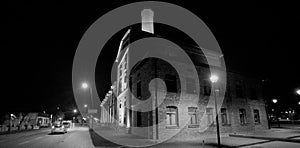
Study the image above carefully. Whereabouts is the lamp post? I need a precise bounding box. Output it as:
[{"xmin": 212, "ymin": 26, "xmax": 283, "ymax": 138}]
[
  {"xmin": 73, "ymin": 109, "xmax": 77, "ymax": 128},
  {"xmin": 81, "ymin": 82, "xmax": 94, "ymax": 129},
  {"xmin": 272, "ymin": 99, "xmax": 280, "ymax": 128},
  {"xmin": 81, "ymin": 82, "xmax": 93, "ymax": 108},
  {"xmin": 210, "ymin": 74, "xmax": 220, "ymax": 147}
]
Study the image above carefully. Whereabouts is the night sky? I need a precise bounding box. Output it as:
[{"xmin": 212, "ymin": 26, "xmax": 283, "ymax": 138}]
[{"xmin": 3, "ymin": 1, "xmax": 299, "ymax": 115}]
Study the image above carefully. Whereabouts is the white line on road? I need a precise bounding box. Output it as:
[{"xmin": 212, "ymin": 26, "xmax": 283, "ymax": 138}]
[
  {"xmin": 33, "ymin": 136, "xmax": 43, "ymax": 140},
  {"xmin": 18, "ymin": 140, "xmax": 30, "ymax": 145}
]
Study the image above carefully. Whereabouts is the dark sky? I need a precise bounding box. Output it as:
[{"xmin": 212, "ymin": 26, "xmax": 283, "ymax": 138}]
[{"xmin": 3, "ymin": 1, "xmax": 299, "ymax": 114}]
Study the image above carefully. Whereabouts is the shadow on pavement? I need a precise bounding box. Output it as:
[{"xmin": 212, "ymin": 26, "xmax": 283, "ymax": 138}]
[
  {"xmin": 147, "ymin": 141, "xmax": 234, "ymax": 148},
  {"xmin": 48, "ymin": 132, "xmax": 65, "ymax": 135},
  {"xmin": 89, "ymin": 129, "xmax": 122, "ymax": 147}
]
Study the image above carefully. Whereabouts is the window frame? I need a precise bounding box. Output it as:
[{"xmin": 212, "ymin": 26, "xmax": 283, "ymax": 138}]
[
  {"xmin": 206, "ymin": 107, "xmax": 214, "ymax": 125},
  {"xmin": 239, "ymin": 108, "xmax": 247, "ymax": 125},
  {"xmin": 253, "ymin": 109, "xmax": 261, "ymax": 124},
  {"xmin": 221, "ymin": 108, "xmax": 229, "ymax": 125},
  {"xmin": 188, "ymin": 107, "xmax": 198, "ymax": 128},
  {"xmin": 166, "ymin": 106, "xmax": 178, "ymax": 128}
]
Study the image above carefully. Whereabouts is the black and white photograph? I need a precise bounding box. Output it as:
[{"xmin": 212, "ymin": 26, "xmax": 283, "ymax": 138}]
[{"xmin": 2, "ymin": 1, "xmax": 299, "ymax": 148}]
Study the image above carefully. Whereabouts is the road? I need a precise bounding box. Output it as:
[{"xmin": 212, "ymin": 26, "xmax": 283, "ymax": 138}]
[
  {"xmin": 0, "ymin": 126, "xmax": 94, "ymax": 148},
  {"xmin": 1, "ymin": 126, "xmax": 299, "ymax": 148}
]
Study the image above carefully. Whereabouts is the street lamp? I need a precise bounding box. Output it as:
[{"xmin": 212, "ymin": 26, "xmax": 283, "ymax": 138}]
[
  {"xmin": 82, "ymin": 82, "xmax": 88, "ymax": 89},
  {"xmin": 73, "ymin": 109, "xmax": 77, "ymax": 126},
  {"xmin": 296, "ymin": 89, "xmax": 300, "ymax": 96},
  {"xmin": 272, "ymin": 98, "xmax": 280, "ymax": 127},
  {"xmin": 81, "ymin": 82, "xmax": 93, "ymax": 108},
  {"xmin": 81, "ymin": 82, "xmax": 94, "ymax": 129},
  {"xmin": 210, "ymin": 74, "xmax": 220, "ymax": 147},
  {"xmin": 73, "ymin": 109, "xmax": 77, "ymax": 113}
]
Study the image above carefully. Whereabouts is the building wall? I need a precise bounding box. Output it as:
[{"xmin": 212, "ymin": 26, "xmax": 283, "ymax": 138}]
[{"xmin": 128, "ymin": 56, "xmax": 267, "ymax": 140}]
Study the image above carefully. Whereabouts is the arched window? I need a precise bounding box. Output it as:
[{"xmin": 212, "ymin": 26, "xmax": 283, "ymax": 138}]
[{"xmin": 166, "ymin": 106, "xmax": 178, "ymax": 127}]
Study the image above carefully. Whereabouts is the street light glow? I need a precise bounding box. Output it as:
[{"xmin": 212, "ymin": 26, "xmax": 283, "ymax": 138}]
[
  {"xmin": 81, "ymin": 82, "xmax": 89, "ymax": 89},
  {"xmin": 210, "ymin": 74, "xmax": 219, "ymax": 83},
  {"xmin": 296, "ymin": 89, "xmax": 300, "ymax": 95},
  {"xmin": 84, "ymin": 104, "xmax": 88, "ymax": 108},
  {"xmin": 73, "ymin": 109, "xmax": 77, "ymax": 113},
  {"xmin": 272, "ymin": 99, "xmax": 278, "ymax": 103}
]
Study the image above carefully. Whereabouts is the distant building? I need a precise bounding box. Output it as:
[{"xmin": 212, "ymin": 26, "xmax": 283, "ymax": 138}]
[{"xmin": 100, "ymin": 9, "xmax": 268, "ymax": 140}]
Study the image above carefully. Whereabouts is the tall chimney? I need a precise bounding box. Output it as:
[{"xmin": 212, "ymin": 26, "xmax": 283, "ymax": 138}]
[{"xmin": 141, "ymin": 9, "xmax": 154, "ymax": 34}]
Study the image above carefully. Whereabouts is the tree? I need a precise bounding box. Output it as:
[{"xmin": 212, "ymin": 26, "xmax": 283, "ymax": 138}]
[{"xmin": 16, "ymin": 113, "xmax": 29, "ymax": 130}]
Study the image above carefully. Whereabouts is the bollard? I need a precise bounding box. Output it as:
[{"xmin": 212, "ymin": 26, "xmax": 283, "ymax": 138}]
[{"xmin": 202, "ymin": 140, "xmax": 205, "ymax": 148}]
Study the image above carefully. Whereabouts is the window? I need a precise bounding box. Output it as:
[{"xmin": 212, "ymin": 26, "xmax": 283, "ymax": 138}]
[
  {"xmin": 221, "ymin": 108, "xmax": 228, "ymax": 125},
  {"xmin": 201, "ymin": 80, "xmax": 211, "ymax": 96},
  {"xmin": 253, "ymin": 109, "xmax": 260, "ymax": 124},
  {"xmin": 165, "ymin": 74, "xmax": 177, "ymax": 92},
  {"xmin": 225, "ymin": 84, "xmax": 231, "ymax": 98},
  {"xmin": 250, "ymin": 88, "xmax": 257, "ymax": 100},
  {"xmin": 236, "ymin": 81, "xmax": 244, "ymax": 98},
  {"xmin": 239, "ymin": 109, "xmax": 247, "ymax": 125},
  {"xmin": 137, "ymin": 81, "xmax": 141, "ymax": 98},
  {"xmin": 186, "ymin": 78, "xmax": 196, "ymax": 94},
  {"xmin": 206, "ymin": 107, "xmax": 214, "ymax": 125},
  {"xmin": 166, "ymin": 106, "xmax": 178, "ymax": 127},
  {"xmin": 188, "ymin": 107, "xmax": 198, "ymax": 126}
]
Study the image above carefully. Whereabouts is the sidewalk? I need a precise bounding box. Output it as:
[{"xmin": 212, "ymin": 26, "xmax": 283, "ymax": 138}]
[
  {"xmin": 229, "ymin": 128, "xmax": 300, "ymax": 143},
  {"xmin": 91, "ymin": 125, "xmax": 158, "ymax": 147},
  {"xmin": 90, "ymin": 125, "xmax": 300, "ymax": 148}
]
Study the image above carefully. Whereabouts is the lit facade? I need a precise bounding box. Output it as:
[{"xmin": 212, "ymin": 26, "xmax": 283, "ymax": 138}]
[{"xmin": 100, "ymin": 9, "xmax": 268, "ymax": 140}]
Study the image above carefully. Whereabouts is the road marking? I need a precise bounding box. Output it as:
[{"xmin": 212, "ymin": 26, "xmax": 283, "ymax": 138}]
[
  {"xmin": 34, "ymin": 136, "xmax": 43, "ymax": 140},
  {"xmin": 18, "ymin": 140, "xmax": 30, "ymax": 145}
]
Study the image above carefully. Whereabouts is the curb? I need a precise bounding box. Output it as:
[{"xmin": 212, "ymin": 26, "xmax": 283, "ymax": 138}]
[{"xmin": 229, "ymin": 134, "xmax": 300, "ymax": 143}]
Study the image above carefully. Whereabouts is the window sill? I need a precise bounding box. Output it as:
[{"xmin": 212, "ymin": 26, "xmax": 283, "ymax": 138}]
[
  {"xmin": 188, "ymin": 124, "xmax": 200, "ymax": 128},
  {"xmin": 166, "ymin": 125, "xmax": 179, "ymax": 129},
  {"xmin": 222, "ymin": 124, "xmax": 231, "ymax": 126},
  {"xmin": 240, "ymin": 123, "xmax": 249, "ymax": 126}
]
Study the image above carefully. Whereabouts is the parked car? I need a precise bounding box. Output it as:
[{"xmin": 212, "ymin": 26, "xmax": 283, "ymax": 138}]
[
  {"xmin": 62, "ymin": 121, "xmax": 71, "ymax": 131},
  {"xmin": 50, "ymin": 124, "xmax": 67, "ymax": 134}
]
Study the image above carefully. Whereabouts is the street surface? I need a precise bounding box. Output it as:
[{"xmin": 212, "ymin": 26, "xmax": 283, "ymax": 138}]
[
  {"xmin": 0, "ymin": 125, "xmax": 299, "ymax": 148},
  {"xmin": 0, "ymin": 126, "xmax": 94, "ymax": 148}
]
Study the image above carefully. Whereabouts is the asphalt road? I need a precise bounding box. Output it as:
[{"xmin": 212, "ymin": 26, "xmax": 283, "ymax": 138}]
[{"xmin": 0, "ymin": 126, "xmax": 94, "ymax": 148}]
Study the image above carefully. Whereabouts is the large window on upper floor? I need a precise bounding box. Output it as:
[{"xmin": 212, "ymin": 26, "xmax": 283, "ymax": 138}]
[
  {"xmin": 201, "ymin": 80, "xmax": 211, "ymax": 96},
  {"xmin": 250, "ymin": 88, "xmax": 258, "ymax": 100},
  {"xmin": 236, "ymin": 80, "xmax": 244, "ymax": 98},
  {"xmin": 165, "ymin": 74, "xmax": 177, "ymax": 93},
  {"xmin": 186, "ymin": 77, "xmax": 196, "ymax": 94}
]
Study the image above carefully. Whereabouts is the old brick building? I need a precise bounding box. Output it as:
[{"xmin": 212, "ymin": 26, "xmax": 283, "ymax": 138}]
[{"xmin": 100, "ymin": 9, "xmax": 268, "ymax": 140}]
